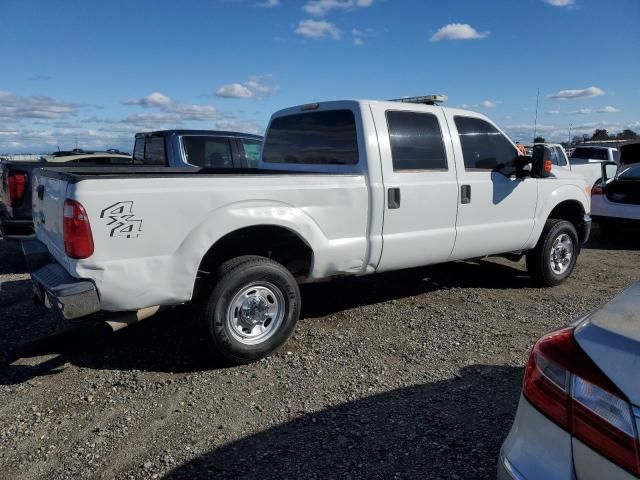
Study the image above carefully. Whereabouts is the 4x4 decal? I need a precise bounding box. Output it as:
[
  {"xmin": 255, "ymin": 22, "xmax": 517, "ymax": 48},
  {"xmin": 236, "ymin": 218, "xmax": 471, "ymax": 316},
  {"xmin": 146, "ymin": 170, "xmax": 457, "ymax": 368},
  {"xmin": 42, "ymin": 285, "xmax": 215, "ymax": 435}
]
[{"xmin": 100, "ymin": 201, "xmax": 143, "ymax": 238}]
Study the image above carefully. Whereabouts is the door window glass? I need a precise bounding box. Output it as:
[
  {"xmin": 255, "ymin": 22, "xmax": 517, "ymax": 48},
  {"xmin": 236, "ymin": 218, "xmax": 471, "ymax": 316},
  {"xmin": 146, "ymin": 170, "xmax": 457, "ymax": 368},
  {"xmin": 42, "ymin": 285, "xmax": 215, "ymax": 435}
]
[
  {"xmin": 454, "ymin": 117, "xmax": 518, "ymax": 171},
  {"xmin": 386, "ymin": 111, "xmax": 447, "ymax": 170},
  {"xmin": 239, "ymin": 139, "xmax": 262, "ymax": 168}
]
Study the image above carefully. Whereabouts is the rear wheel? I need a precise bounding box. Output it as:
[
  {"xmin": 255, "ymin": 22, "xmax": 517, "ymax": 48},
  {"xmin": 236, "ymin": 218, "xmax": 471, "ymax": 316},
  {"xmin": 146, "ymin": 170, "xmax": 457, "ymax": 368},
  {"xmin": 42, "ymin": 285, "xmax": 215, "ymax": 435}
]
[
  {"xmin": 526, "ymin": 219, "xmax": 579, "ymax": 286},
  {"xmin": 201, "ymin": 255, "xmax": 301, "ymax": 364}
]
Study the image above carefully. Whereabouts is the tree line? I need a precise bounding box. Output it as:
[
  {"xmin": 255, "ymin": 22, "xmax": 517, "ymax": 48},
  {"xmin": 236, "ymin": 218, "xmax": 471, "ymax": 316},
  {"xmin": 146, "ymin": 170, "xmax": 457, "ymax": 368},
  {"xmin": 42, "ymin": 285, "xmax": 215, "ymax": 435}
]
[{"xmin": 534, "ymin": 128, "xmax": 637, "ymax": 145}]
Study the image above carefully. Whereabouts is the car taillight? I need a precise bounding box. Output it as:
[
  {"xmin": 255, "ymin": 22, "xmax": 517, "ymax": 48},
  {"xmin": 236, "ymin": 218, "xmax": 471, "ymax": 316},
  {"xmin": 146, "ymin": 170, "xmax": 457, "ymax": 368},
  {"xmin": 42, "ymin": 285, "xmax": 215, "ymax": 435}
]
[
  {"xmin": 592, "ymin": 184, "xmax": 605, "ymax": 196},
  {"xmin": 8, "ymin": 171, "xmax": 27, "ymax": 207},
  {"xmin": 523, "ymin": 327, "xmax": 640, "ymax": 476},
  {"xmin": 63, "ymin": 199, "xmax": 94, "ymax": 259}
]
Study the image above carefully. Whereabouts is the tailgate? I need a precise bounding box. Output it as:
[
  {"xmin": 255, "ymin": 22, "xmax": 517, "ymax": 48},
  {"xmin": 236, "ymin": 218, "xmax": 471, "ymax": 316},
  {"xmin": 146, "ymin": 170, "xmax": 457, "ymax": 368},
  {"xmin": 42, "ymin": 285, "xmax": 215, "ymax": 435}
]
[{"xmin": 33, "ymin": 170, "xmax": 68, "ymax": 263}]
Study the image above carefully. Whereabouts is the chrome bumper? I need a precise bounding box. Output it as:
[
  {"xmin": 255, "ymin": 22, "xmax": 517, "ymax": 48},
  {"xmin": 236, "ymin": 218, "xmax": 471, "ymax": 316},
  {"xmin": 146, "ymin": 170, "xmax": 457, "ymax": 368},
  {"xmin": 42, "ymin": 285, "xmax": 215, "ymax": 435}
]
[{"xmin": 24, "ymin": 239, "xmax": 100, "ymax": 320}]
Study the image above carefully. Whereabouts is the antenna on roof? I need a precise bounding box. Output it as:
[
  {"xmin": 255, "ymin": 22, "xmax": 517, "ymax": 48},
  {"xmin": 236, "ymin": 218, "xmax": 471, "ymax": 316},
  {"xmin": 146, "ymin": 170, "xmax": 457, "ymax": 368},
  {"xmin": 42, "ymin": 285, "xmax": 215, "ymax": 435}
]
[{"xmin": 389, "ymin": 94, "xmax": 448, "ymax": 106}]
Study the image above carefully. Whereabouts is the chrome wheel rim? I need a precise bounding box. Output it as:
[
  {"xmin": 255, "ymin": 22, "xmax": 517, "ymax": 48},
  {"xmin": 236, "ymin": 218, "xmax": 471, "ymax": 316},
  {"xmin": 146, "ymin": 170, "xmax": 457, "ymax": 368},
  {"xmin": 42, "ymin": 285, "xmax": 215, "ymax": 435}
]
[
  {"xmin": 226, "ymin": 282, "xmax": 285, "ymax": 345},
  {"xmin": 550, "ymin": 233, "xmax": 574, "ymax": 275}
]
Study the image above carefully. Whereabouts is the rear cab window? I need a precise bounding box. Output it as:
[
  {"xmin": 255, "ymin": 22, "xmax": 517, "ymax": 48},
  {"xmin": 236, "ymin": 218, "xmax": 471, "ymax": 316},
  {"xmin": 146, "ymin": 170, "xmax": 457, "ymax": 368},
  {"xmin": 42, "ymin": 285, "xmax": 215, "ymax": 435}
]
[
  {"xmin": 181, "ymin": 136, "xmax": 234, "ymax": 168},
  {"xmin": 263, "ymin": 109, "xmax": 359, "ymax": 166},
  {"xmin": 132, "ymin": 136, "xmax": 168, "ymax": 165},
  {"xmin": 571, "ymin": 147, "xmax": 609, "ymax": 162}
]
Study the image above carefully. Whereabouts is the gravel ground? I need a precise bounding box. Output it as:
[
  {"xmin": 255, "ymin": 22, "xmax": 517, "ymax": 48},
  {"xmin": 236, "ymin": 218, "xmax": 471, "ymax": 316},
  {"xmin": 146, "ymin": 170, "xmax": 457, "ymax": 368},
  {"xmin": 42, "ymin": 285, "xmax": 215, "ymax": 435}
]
[{"xmin": 0, "ymin": 229, "xmax": 638, "ymax": 480}]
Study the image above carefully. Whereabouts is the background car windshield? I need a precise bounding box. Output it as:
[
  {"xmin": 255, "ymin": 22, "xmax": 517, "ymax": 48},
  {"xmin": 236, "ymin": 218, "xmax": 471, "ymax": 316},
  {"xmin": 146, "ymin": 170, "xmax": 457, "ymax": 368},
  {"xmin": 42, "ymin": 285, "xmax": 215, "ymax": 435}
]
[{"xmin": 571, "ymin": 147, "xmax": 609, "ymax": 161}]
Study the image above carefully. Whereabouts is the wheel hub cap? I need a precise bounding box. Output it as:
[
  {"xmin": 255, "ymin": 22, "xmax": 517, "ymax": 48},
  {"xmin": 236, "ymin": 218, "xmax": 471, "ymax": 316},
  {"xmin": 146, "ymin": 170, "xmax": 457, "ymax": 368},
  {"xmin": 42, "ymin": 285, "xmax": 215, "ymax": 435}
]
[
  {"xmin": 550, "ymin": 233, "xmax": 574, "ymax": 275},
  {"xmin": 227, "ymin": 282, "xmax": 285, "ymax": 345}
]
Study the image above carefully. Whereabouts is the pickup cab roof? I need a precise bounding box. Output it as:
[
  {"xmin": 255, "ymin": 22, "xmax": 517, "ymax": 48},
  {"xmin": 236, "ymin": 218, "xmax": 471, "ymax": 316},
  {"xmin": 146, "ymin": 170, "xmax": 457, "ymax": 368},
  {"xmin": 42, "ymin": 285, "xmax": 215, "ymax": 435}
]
[{"xmin": 135, "ymin": 130, "xmax": 263, "ymax": 140}]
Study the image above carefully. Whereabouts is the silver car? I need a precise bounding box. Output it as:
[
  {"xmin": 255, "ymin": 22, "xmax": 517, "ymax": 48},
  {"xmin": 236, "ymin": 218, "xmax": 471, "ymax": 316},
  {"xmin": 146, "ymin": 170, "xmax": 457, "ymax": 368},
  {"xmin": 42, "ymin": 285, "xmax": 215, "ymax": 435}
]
[{"xmin": 499, "ymin": 282, "xmax": 640, "ymax": 479}]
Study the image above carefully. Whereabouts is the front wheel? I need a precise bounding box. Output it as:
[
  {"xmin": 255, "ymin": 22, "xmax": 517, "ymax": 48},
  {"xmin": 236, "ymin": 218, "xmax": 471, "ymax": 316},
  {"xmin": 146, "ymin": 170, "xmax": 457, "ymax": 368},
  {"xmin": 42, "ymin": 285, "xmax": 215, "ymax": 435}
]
[
  {"xmin": 201, "ymin": 255, "xmax": 301, "ymax": 365},
  {"xmin": 526, "ymin": 219, "xmax": 579, "ymax": 286}
]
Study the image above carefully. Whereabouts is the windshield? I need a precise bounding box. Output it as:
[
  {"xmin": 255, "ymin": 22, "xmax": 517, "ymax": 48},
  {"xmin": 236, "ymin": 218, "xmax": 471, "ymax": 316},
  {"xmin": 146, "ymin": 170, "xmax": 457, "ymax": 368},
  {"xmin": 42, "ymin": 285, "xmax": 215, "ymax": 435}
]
[{"xmin": 571, "ymin": 147, "xmax": 610, "ymax": 161}]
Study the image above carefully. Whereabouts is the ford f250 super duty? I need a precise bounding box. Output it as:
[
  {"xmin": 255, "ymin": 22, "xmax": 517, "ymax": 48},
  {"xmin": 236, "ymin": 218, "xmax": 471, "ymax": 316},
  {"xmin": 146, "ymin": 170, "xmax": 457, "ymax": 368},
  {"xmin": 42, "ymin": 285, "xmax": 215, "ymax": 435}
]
[
  {"xmin": 24, "ymin": 97, "xmax": 592, "ymax": 364},
  {"xmin": 0, "ymin": 131, "xmax": 262, "ymax": 239}
]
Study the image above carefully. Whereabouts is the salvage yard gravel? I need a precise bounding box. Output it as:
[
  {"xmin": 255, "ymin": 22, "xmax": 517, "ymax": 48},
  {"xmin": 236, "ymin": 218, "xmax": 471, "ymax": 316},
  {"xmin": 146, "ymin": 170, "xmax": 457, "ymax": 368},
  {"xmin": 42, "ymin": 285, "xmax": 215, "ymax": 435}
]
[{"xmin": 0, "ymin": 231, "xmax": 638, "ymax": 479}]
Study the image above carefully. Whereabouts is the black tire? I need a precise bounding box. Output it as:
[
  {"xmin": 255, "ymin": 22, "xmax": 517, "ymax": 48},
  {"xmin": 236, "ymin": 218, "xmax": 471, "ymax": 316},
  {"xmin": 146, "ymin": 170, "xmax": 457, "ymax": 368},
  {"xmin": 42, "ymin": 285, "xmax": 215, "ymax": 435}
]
[
  {"xmin": 526, "ymin": 219, "xmax": 579, "ymax": 287},
  {"xmin": 201, "ymin": 255, "xmax": 301, "ymax": 365}
]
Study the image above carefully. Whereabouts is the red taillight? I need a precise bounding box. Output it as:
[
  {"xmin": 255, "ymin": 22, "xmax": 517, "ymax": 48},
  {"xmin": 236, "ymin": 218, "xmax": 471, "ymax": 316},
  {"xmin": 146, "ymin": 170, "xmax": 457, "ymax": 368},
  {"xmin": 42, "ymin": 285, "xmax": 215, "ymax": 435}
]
[
  {"xmin": 63, "ymin": 199, "xmax": 94, "ymax": 259},
  {"xmin": 523, "ymin": 327, "xmax": 640, "ymax": 476},
  {"xmin": 8, "ymin": 171, "xmax": 27, "ymax": 207}
]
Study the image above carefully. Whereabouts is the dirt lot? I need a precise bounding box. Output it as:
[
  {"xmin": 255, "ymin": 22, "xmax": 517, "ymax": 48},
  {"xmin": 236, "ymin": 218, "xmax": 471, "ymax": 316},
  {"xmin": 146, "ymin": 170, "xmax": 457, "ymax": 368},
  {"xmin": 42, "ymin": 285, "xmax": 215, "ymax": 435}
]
[{"xmin": 0, "ymin": 230, "xmax": 638, "ymax": 480}]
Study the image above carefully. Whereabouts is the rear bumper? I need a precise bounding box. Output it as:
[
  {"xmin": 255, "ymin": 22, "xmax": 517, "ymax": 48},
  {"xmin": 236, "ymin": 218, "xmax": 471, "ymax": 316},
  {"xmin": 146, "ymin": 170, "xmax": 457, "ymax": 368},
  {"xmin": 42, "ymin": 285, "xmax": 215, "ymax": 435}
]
[
  {"xmin": 0, "ymin": 217, "xmax": 35, "ymax": 239},
  {"xmin": 581, "ymin": 214, "xmax": 592, "ymax": 245},
  {"xmin": 23, "ymin": 239, "xmax": 100, "ymax": 320}
]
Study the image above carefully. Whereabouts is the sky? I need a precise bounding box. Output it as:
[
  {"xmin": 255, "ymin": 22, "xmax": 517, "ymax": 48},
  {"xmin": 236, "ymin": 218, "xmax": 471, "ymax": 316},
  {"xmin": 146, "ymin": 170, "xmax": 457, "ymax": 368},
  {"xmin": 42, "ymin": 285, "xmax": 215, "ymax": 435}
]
[{"xmin": 0, "ymin": 0, "xmax": 639, "ymax": 153}]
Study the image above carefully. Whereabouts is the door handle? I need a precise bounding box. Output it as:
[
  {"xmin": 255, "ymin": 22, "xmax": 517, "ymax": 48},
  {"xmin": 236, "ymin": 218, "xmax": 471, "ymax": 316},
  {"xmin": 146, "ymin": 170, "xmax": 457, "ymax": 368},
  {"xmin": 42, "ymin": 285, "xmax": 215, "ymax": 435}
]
[
  {"xmin": 388, "ymin": 187, "xmax": 401, "ymax": 209},
  {"xmin": 461, "ymin": 185, "xmax": 471, "ymax": 204}
]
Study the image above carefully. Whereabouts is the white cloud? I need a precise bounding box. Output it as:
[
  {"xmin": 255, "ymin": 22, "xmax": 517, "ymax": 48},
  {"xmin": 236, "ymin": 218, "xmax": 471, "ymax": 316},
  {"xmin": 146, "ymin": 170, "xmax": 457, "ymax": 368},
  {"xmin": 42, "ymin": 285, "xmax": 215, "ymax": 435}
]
[
  {"xmin": 303, "ymin": 0, "xmax": 373, "ymax": 16},
  {"xmin": 353, "ymin": 37, "xmax": 365, "ymax": 46},
  {"xmin": 599, "ymin": 106, "xmax": 620, "ymax": 113},
  {"xmin": 295, "ymin": 19, "xmax": 341, "ymax": 39},
  {"xmin": 430, "ymin": 23, "xmax": 488, "ymax": 42},
  {"xmin": 546, "ymin": 109, "xmax": 561, "ymax": 115},
  {"xmin": 122, "ymin": 92, "xmax": 173, "ymax": 108},
  {"xmin": 216, "ymin": 75, "xmax": 279, "ymax": 99},
  {"xmin": 216, "ymin": 84, "xmax": 253, "ymax": 99},
  {"xmin": 255, "ymin": 0, "xmax": 280, "ymax": 7},
  {"xmin": 0, "ymin": 91, "xmax": 85, "ymax": 120},
  {"xmin": 120, "ymin": 92, "xmax": 218, "ymax": 122},
  {"xmin": 550, "ymin": 86, "xmax": 604, "ymax": 100},
  {"xmin": 244, "ymin": 75, "xmax": 279, "ymax": 97},
  {"xmin": 544, "ymin": 0, "xmax": 575, "ymax": 7},
  {"xmin": 479, "ymin": 100, "xmax": 497, "ymax": 108},
  {"xmin": 569, "ymin": 108, "xmax": 593, "ymax": 115}
]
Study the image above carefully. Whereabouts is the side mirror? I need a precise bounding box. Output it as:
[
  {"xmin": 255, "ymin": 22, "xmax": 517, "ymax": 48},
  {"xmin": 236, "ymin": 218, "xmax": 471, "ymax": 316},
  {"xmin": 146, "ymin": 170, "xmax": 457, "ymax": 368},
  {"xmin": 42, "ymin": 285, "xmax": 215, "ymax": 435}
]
[
  {"xmin": 601, "ymin": 161, "xmax": 617, "ymax": 184},
  {"xmin": 515, "ymin": 155, "xmax": 533, "ymax": 178},
  {"xmin": 531, "ymin": 144, "xmax": 552, "ymax": 178}
]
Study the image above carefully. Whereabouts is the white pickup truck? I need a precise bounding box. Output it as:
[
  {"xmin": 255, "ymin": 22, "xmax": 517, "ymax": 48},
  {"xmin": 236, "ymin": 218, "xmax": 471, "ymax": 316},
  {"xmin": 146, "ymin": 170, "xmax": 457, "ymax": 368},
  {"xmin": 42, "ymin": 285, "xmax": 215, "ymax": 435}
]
[{"xmin": 24, "ymin": 97, "xmax": 592, "ymax": 364}]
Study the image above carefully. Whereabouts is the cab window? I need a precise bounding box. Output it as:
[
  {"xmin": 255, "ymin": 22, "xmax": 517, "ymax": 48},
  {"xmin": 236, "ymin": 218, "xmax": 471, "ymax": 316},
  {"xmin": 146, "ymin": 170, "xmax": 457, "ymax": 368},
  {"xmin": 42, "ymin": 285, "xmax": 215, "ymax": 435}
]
[
  {"xmin": 455, "ymin": 116, "xmax": 518, "ymax": 171},
  {"xmin": 182, "ymin": 137, "xmax": 234, "ymax": 168},
  {"xmin": 239, "ymin": 138, "xmax": 262, "ymax": 168},
  {"xmin": 386, "ymin": 111, "xmax": 447, "ymax": 171}
]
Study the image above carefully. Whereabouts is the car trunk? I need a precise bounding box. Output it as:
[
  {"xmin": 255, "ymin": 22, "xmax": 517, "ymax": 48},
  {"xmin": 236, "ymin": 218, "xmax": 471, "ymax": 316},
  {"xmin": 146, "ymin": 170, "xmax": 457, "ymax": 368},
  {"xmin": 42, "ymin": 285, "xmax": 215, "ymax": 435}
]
[{"xmin": 574, "ymin": 282, "xmax": 640, "ymax": 406}]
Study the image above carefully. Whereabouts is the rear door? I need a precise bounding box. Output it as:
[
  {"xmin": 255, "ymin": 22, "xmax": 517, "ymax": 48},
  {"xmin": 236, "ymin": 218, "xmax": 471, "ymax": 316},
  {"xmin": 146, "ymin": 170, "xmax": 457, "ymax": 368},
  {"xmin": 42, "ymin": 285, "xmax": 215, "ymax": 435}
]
[
  {"xmin": 373, "ymin": 104, "xmax": 460, "ymax": 271},
  {"xmin": 445, "ymin": 113, "xmax": 538, "ymax": 260}
]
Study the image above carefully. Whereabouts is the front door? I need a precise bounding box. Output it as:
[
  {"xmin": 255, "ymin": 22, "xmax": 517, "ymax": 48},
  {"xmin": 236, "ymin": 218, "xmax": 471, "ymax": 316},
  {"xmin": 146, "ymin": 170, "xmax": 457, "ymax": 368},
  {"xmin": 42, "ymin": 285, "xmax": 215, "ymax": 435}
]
[
  {"xmin": 445, "ymin": 114, "xmax": 538, "ymax": 260},
  {"xmin": 374, "ymin": 104, "xmax": 460, "ymax": 271}
]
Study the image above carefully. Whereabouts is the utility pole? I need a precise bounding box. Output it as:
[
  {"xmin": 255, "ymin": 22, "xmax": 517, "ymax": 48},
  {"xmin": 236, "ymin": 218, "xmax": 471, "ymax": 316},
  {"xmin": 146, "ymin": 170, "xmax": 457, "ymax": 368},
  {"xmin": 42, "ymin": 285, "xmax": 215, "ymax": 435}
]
[
  {"xmin": 568, "ymin": 124, "xmax": 572, "ymax": 144},
  {"xmin": 533, "ymin": 88, "xmax": 540, "ymax": 141}
]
